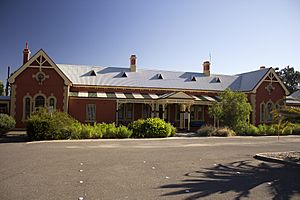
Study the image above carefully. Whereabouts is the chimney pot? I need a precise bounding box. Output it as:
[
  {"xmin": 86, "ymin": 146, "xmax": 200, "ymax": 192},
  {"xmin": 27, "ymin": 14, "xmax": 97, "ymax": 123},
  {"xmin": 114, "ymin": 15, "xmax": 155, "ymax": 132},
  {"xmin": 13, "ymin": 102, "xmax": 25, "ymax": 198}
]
[
  {"xmin": 23, "ymin": 42, "xmax": 31, "ymax": 65},
  {"xmin": 130, "ymin": 55, "xmax": 137, "ymax": 72},
  {"xmin": 203, "ymin": 61, "xmax": 210, "ymax": 76}
]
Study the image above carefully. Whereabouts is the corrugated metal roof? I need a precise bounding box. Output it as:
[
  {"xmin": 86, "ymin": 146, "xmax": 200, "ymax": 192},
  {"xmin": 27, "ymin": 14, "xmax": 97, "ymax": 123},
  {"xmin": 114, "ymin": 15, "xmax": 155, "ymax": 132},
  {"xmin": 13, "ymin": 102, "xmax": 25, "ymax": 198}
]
[
  {"xmin": 57, "ymin": 64, "xmax": 269, "ymax": 92},
  {"xmin": 289, "ymin": 90, "xmax": 300, "ymax": 99}
]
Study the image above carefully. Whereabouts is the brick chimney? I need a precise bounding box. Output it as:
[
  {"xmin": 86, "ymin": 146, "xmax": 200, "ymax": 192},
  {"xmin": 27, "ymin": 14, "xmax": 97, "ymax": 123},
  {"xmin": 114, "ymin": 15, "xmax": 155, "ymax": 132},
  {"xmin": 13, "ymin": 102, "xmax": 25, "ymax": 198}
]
[
  {"xmin": 260, "ymin": 66, "xmax": 266, "ymax": 69},
  {"xmin": 203, "ymin": 61, "xmax": 210, "ymax": 76},
  {"xmin": 130, "ymin": 55, "xmax": 137, "ymax": 72},
  {"xmin": 23, "ymin": 42, "xmax": 31, "ymax": 65}
]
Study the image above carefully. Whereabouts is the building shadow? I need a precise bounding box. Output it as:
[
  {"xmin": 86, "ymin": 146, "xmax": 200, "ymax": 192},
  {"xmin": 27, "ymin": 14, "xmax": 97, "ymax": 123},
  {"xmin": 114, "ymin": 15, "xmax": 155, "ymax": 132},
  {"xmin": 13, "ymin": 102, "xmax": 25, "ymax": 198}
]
[{"xmin": 160, "ymin": 160, "xmax": 300, "ymax": 200}]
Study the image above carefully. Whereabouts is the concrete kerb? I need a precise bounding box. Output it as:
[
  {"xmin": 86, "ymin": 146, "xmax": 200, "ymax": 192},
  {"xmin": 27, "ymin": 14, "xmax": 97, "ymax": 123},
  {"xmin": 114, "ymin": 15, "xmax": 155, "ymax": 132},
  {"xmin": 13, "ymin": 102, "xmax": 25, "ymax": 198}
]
[{"xmin": 254, "ymin": 151, "xmax": 300, "ymax": 167}]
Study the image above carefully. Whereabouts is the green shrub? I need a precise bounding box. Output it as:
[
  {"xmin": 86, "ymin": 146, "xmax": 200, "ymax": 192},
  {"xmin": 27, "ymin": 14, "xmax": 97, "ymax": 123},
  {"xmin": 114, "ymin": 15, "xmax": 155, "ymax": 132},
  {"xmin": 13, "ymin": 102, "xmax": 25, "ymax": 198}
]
[
  {"xmin": 166, "ymin": 123, "xmax": 176, "ymax": 137},
  {"xmin": 129, "ymin": 118, "xmax": 176, "ymax": 138},
  {"xmin": 196, "ymin": 126, "xmax": 216, "ymax": 137},
  {"xmin": 0, "ymin": 114, "xmax": 16, "ymax": 133},
  {"xmin": 292, "ymin": 124, "xmax": 300, "ymax": 135},
  {"xmin": 116, "ymin": 125, "xmax": 132, "ymax": 138},
  {"xmin": 68, "ymin": 122, "xmax": 84, "ymax": 139},
  {"xmin": 237, "ymin": 124, "xmax": 259, "ymax": 136},
  {"xmin": 282, "ymin": 124, "xmax": 293, "ymax": 135},
  {"xmin": 257, "ymin": 124, "xmax": 267, "ymax": 135},
  {"xmin": 214, "ymin": 127, "xmax": 236, "ymax": 137},
  {"xmin": 130, "ymin": 119, "xmax": 146, "ymax": 138},
  {"xmin": 27, "ymin": 108, "xmax": 78, "ymax": 140}
]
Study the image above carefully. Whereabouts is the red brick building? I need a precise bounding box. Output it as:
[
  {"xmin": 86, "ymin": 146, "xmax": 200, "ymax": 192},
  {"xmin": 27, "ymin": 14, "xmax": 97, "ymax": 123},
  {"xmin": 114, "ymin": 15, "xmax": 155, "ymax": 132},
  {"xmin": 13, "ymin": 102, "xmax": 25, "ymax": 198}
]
[{"xmin": 8, "ymin": 44, "xmax": 289, "ymax": 129}]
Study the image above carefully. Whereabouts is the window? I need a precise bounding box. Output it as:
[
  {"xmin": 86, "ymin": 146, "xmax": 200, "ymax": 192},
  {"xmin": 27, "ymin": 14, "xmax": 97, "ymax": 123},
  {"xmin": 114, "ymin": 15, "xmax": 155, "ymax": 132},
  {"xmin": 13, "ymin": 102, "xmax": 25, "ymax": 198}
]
[
  {"xmin": 260, "ymin": 103, "xmax": 265, "ymax": 123},
  {"xmin": 35, "ymin": 95, "xmax": 45, "ymax": 108},
  {"xmin": 86, "ymin": 104, "xmax": 96, "ymax": 122},
  {"xmin": 49, "ymin": 97, "xmax": 56, "ymax": 108},
  {"xmin": 175, "ymin": 104, "xmax": 180, "ymax": 121},
  {"xmin": 118, "ymin": 103, "xmax": 134, "ymax": 121},
  {"xmin": 142, "ymin": 104, "xmax": 151, "ymax": 119},
  {"xmin": 266, "ymin": 102, "xmax": 273, "ymax": 122},
  {"xmin": 125, "ymin": 103, "xmax": 133, "ymax": 120},
  {"xmin": 190, "ymin": 105, "xmax": 204, "ymax": 121}
]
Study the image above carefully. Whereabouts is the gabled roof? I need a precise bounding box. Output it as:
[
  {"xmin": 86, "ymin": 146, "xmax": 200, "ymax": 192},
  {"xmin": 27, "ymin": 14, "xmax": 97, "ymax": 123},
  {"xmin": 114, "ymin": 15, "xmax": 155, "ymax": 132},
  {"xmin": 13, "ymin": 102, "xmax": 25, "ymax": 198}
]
[
  {"xmin": 8, "ymin": 49, "xmax": 72, "ymax": 85},
  {"xmin": 229, "ymin": 68, "xmax": 270, "ymax": 91}
]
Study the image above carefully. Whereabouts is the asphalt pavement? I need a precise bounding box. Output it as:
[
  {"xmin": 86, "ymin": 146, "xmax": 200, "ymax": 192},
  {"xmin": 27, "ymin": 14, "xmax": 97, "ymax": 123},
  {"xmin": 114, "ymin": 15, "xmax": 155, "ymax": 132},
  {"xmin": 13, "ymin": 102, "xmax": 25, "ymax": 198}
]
[{"xmin": 0, "ymin": 135, "xmax": 299, "ymax": 200}]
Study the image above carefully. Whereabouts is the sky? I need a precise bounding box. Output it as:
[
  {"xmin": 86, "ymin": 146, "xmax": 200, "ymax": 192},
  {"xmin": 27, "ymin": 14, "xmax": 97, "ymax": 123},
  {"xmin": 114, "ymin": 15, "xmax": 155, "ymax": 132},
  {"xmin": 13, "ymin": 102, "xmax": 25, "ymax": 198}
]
[{"xmin": 0, "ymin": 0, "xmax": 299, "ymax": 87}]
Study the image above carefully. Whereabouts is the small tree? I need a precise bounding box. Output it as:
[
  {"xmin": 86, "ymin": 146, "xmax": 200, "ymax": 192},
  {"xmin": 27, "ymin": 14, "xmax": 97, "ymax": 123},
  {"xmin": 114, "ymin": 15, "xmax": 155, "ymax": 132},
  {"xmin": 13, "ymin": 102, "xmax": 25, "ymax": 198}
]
[
  {"xmin": 276, "ymin": 66, "xmax": 300, "ymax": 93},
  {"xmin": 209, "ymin": 89, "xmax": 252, "ymax": 132},
  {"xmin": 0, "ymin": 81, "xmax": 4, "ymax": 96}
]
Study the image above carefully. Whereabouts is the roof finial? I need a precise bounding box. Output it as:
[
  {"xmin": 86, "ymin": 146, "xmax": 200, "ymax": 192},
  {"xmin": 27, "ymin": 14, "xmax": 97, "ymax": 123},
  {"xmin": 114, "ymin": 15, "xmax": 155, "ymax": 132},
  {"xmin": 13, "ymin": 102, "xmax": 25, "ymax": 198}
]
[{"xmin": 25, "ymin": 41, "xmax": 28, "ymax": 49}]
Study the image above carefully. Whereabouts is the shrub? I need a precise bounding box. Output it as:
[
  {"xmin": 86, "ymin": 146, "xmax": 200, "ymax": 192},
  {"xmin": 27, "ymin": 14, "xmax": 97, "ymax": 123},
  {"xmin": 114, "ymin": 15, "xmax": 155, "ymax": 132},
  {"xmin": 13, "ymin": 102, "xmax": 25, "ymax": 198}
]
[
  {"xmin": 130, "ymin": 119, "xmax": 146, "ymax": 138},
  {"xmin": 237, "ymin": 124, "xmax": 259, "ymax": 136},
  {"xmin": 129, "ymin": 118, "xmax": 176, "ymax": 138},
  {"xmin": 292, "ymin": 124, "xmax": 300, "ymax": 135},
  {"xmin": 196, "ymin": 126, "xmax": 235, "ymax": 137},
  {"xmin": 27, "ymin": 108, "xmax": 78, "ymax": 140},
  {"xmin": 0, "ymin": 114, "xmax": 16, "ymax": 133},
  {"xmin": 214, "ymin": 127, "xmax": 236, "ymax": 137},
  {"xmin": 196, "ymin": 126, "xmax": 216, "ymax": 137},
  {"xmin": 116, "ymin": 125, "xmax": 132, "ymax": 138}
]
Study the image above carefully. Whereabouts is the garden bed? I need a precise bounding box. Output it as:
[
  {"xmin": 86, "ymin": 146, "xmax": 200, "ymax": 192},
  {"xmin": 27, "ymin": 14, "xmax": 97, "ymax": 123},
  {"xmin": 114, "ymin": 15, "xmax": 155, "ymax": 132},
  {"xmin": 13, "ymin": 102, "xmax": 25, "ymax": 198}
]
[{"xmin": 254, "ymin": 151, "xmax": 300, "ymax": 166}]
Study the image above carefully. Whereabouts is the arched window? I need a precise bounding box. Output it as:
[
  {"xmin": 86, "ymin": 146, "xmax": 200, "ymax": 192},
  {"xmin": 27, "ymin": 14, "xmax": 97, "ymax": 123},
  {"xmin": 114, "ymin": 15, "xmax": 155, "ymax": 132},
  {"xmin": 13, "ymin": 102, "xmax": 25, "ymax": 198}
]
[
  {"xmin": 260, "ymin": 103, "xmax": 265, "ymax": 123},
  {"xmin": 48, "ymin": 97, "xmax": 56, "ymax": 109},
  {"xmin": 49, "ymin": 98, "xmax": 55, "ymax": 107},
  {"xmin": 266, "ymin": 102, "xmax": 273, "ymax": 122},
  {"xmin": 35, "ymin": 95, "xmax": 45, "ymax": 108},
  {"xmin": 25, "ymin": 97, "xmax": 31, "ymax": 119}
]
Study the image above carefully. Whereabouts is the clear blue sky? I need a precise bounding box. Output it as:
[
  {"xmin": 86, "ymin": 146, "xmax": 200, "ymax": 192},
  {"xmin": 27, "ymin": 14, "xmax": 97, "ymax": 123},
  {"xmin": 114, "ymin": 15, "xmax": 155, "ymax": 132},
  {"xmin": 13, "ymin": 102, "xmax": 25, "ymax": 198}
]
[{"xmin": 0, "ymin": 0, "xmax": 299, "ymax": 86}]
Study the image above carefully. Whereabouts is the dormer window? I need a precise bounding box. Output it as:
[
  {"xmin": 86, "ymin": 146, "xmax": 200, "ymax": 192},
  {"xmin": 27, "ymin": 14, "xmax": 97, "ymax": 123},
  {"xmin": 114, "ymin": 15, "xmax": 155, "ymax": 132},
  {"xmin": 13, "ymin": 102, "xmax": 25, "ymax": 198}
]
[
  {"xmin": 89, "ymin": 70, "xmax": 96, "ymax": 76},
  {"xmin": 215, "ymin": 77, "xmax": 221, "ymax": 83},
  {"xmin": 121, "ymin": 71, "xmax": 128, "ymax": 78},
  {"xmin": 157, "ymin": 73, "xmax": 163, "ymax": 79},
  {"xmin": 191, "ymin": 76, "xmax": 196, "ymax": 81}
]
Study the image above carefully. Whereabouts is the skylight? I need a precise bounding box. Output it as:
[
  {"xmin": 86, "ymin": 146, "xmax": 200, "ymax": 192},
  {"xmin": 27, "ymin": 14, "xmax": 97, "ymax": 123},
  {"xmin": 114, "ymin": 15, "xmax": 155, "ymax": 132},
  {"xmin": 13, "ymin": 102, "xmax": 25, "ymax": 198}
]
[
  {"xmin": 191, "ymin": 76, "xmax": 196, "ymax": 81},
  {"xmin": 157, "ymin": 74, "xmax": 163, "ymax": 79}
]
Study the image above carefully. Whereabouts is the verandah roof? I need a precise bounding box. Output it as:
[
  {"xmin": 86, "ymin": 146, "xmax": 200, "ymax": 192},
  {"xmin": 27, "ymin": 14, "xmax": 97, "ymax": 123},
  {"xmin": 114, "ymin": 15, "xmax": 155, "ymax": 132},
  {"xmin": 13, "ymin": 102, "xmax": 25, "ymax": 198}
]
[{"xmin": 69, "ymin": 91, "xmax": 218, "ymax": 102}]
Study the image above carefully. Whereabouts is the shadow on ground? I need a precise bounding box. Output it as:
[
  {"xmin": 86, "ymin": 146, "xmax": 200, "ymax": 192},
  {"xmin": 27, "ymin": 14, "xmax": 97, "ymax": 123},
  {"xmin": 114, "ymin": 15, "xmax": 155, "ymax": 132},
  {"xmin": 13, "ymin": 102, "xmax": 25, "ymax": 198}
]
[
  {"xmin": 0, "ymin": 133, "xmax": 29, "ymax": 143},
  {"xmin": 161, "ymin": 160, "xmax": 300, "ymax": 200}
]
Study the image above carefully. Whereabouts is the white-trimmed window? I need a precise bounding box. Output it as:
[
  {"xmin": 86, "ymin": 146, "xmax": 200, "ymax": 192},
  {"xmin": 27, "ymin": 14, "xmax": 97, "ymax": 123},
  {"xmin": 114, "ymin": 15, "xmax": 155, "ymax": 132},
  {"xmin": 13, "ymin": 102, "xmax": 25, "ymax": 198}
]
[
  {"xmin": 260, "ymin": 101, "xmax": 275, "ymax": 123},
  {"xmin": 260, "ymin": 103, "xmax": 265, "ymax": 123},
  {"xmin": 48, "ymin": 96, "xmax": 56, "ymax": 109},
  {"xmin": 86, "ymin": 104, "xmax": 96, "ymax": 122},
  {"xmin": 142, "ymin": 104, "xmax": 151, "ymax": 119},
  {"xmin": 35, "ymin": 95, "xmax": 45, "ymax": 108},
  {"xmin": 118, "ymin": 103, "xmax": 134, "ymax": 121},
  {"xmin": 190, "ymin": 105, "xmax": 204, "ymax": 121},
  {"xmin": 23, "ymin": 96, "xmax": 32, "ymax": 120}
]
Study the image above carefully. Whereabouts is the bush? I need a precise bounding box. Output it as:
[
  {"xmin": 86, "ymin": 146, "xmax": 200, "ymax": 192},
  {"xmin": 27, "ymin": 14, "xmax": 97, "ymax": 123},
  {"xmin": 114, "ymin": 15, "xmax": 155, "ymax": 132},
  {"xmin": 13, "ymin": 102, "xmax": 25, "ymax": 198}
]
[
  {"xmin": 27, "ymin": 108, "xmax": 78, "ymax": 140},
  {"xmin": 130, "ymin": 118, "xmax": 176, "ymax": 138},
  {"xmin": 237, "ymin": 124, "xmax": 259, "ymax": 136},
  {"xmin": 292, "ymin": 124, "xmax": 300, "ymax": 135},
  {"xmin": 130, "ymin": 119, "xmax": 146, "ymax": 138},
  {"xmin": 196, "ymin": 126, "xmax": 235, "ymax": 137},
  {"xmin": 0, "ymin": 114, "xmax": 16, "ymax": 133},
  {"xmin": 196, "ymin": 126, "xmax": 216, "ymax": 137},
  {"xmin": 116, "ymin": 125, "xmax": 132, "ymax": 138},
  {"xmin": 214, "ymin": 127, "xmax": 236, "ymax": 137}
]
